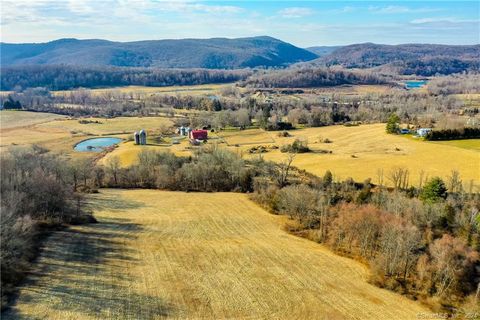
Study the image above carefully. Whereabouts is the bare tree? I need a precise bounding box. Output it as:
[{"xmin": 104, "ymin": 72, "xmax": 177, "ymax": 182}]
[
  {"xmin": 388, "ymin": 167, "xmax": 409, "ymax": 190},
  {"xmin": 275, "ymin": 153, "xmax": 296, "ymax": 187},
  {"xmin": 106, "ymin": 156, "xmax": 121, "ymax": 186}
]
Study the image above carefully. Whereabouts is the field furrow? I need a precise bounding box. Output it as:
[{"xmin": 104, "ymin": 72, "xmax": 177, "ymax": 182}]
[{"xmin": 4, "ymin": 189, "xmax": 430, "ymax": 319}]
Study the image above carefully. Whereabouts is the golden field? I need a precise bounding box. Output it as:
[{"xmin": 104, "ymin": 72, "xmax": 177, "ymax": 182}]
[
  {"xmin": 0, "ymin": 111, "xmax": 171, "ymax": 156},
  {"xmin": 105, "ymin": 123, "xmax": 480, "ymax": 189},
  {"xmin": 242, "ymin": 124, "xmax": 479, "ymax": 188},
  {"xmin": 52, "ymin": 84, "xmax": 232, "ymax": 97},
  {"xmin": 2, "ymin": 111, "xmax": 479, "ymax": 189},
  {"xmin": 3, "ymin": 189, "xmax": 429, "ymax": 320}
]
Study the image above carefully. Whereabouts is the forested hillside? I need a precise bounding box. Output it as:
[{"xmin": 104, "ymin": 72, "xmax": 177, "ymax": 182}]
[
  {"xmin": 1, "ymin": 36, "xmax": 318, "ymax": 69},
  {"xmin": 0, "ymin": 65, "xmax": 252, "ymax": 90},
  {"xmin": 316, "ymin": 43, "xmax": 480, "ymax": 75}
]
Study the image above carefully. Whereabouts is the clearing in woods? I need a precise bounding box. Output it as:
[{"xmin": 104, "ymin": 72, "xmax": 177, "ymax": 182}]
[{"xmin": 4, "ymin": 189, "xmax": 429, "ymax": 319}]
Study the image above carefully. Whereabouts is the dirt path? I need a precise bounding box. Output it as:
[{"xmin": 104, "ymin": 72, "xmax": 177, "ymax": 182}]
[{"xmin": 3, "ymin": 190, "xmax": 429, "ymax": 319}]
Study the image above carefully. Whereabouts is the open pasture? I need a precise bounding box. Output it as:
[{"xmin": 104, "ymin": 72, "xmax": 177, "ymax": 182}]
[
  {"xmin": 39, "ymin": 116, "xmax": 173, "ymax": 136},
  {"xmin": 52, "ymin": 84, "xmax": 232, "ymax": 97},
  {"xmin": 228, "ymin": 124, "xmax": 479, "ymax": 188},
  {"xmin": 99, "ymin": 123, "xmax": 479, "ymax": 188},
  {"xmin": 4, "ymin": 189, "xmax": 429, "ymax": 320},
  {"xmin": 0, "ymin": 111, "xmax": 172, "ymax": 157}
]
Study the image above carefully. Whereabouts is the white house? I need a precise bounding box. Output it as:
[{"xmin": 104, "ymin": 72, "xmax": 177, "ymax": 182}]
[{"xmin": 416, "ymin": 128, "xmax": 432, "ymax": 137}]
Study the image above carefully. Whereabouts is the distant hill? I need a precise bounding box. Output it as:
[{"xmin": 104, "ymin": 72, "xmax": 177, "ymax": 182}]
[
  {"xmin": 313, "ymin": 43, "xmax": 480, "ymax": 75},
  {"xmin": 306, "ymin": 46, "xmax": 342, "ymax": 57},
  {"xmin": 0, "ymin": 37, "xmax": 318, "ymax": 69}
]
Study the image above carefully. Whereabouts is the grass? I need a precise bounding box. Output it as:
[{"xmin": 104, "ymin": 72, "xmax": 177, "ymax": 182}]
[
  {"xmin": 2, "ymin": 111, "xmax": 478, "ymax": 189},
  {"xmin": 218, "ymin": 128, "xmax": 275, "ymax": 146},
  {"xmin": 52, "ymin": 84, "xmax": 231, "ymax": 97},
  {"xmin": 4, "ymin": 189, "xmax": 429, "ymax": 319},
  {"xmin": 0, "ymin": 112, "xmax": 172, "ymax": 157},
  {"xmin": 39, "ymin": 116, "xmax": 173, "ymax": 136},
  {"xmin": 100, "ymin": 124, "xmax": 480, "ymax": 189},
  {"xmin": 222, "ymin": 124, "xmax": 479, "ymax": 189},
  {"xmin": 430, "ymin": 139, "xmax": 480, "ymax": 152},
  {"xmin": 0, "ymin": 110, "xmax": 66, "ymax": 130}
]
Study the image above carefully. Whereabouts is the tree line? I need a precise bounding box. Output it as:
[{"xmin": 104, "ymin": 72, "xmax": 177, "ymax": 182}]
[
  {"xmin": 0, "ymin": 147, "xmax": 94, "ymax": 309},
  {"xmin": 253, "ymin": 170, "xmax": 479, "ymax": 313},
  {"xmin": 240, "ymin": 67, "xmax": 388, "ymax": 88},
  {"xmin": 425, "ymin": 128, "xmax": 480, "ymax": 141},
  {"xmin": 0, "ymin": 65, "xmax": 252, "ymax": 91}
]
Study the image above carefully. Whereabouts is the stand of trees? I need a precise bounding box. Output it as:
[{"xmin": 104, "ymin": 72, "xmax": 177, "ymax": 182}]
[
  {"xmin": 427, "ymin": 73, "xmax": 480, "ymax": 95},
  {"xmin": 425, "ymin": 128, "xmax": 480, "ymax": 140},
  {"xmin": 0, "ymin": 65, "xmax": 252, "ymax": 91},
  {"xmin": 253, "ymin": 172, "xmax": 479, "ymax": 312},
  {"xmin": 0, "ymin": 147, "xmax": 94, "ymax": 309},
  {"xmin": 241, "ymin": 67, "xmax": 388, "ymax": 88}
]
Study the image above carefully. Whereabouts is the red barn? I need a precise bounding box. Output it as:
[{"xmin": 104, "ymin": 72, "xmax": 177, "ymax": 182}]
[{"xmin": 189, "ymin": 129, "xmax": 208, "ymax": 140}]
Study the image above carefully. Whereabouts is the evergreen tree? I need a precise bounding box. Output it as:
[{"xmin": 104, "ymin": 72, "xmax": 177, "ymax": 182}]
[
  {"xmin": 386, "ymin": 113, "xmax": 400, "ymax": 134},
  {"xmin": 420, "ymin": 177, "xmax": 447, "ymax": 203}
]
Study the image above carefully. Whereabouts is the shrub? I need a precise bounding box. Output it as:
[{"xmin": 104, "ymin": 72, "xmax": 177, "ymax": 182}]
[{"xmin": 280, "ymin": 139, "xmax": 310, "ymax": 153}]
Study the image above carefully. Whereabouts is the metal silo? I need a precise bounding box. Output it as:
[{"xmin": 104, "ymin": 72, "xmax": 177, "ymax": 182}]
[
  {"xmin": 139, "ymin": 129, "xmax": 147, "ymax": 145},
  {"xmin": 134, "ymin": 131, "xmax": 140, "ymax": 145}
]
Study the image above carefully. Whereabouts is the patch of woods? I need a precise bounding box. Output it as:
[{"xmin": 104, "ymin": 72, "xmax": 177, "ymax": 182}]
[
  {"xmin": 318, "ymin": 43, "xmax": 480, "ymax": 76},
  {"xmin": 253, "ymin": 170, "xmax": 480, "ymax": 314},
  {"xmin": 425, "ymin": 128, "xmax": 480, "ymax": 141},
  {"xmin": 240, "ymin": 67, "xmax": 389, "ymax": 88},
  {"xmin": 0, "ymin": 65, "xmax": 252, "ymax": 91},
  {"xmin": 0, "ymin": 147, "xmax": 94, "ymax": 309},
  {"xmin": 427, "ymin": 73, "xmax": 480, "ymax": 95}
]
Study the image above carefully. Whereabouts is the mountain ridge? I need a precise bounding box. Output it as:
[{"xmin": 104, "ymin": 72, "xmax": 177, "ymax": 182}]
[{"xmin": 1, "ymin": 36, "xmax": 318, "ymax": 69}]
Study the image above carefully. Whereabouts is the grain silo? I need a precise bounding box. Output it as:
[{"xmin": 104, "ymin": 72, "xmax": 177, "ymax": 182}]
[
  {"xmin": 139, "ymin": 129, "xmax": 147, "ymax": 145},
  {"xmin": 134, "ymin": 131, "xmax": 140, "ymax": 145}
]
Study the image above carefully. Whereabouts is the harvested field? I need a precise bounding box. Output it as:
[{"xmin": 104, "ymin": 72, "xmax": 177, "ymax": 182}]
[
  {"xmin": 230, "ymin": 124, "xmax": 480, "ymax": 189},
  {"xmin": 4, "ymin": 189, "xmax": 429, "ymax": 319},
  {"xmin": 0, "ymin": 112, "xmax": 173, "ymax": 157},
  {"xmin": 52, "ymin": 84, "xmax": 232, "ymax": 97}
]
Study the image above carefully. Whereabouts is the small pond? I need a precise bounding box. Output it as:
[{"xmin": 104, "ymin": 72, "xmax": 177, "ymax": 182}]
[
  {"xmin": 405, "ymin": 80, "xmax": 428, "ymax": 89},
  {"xmin": 74, "ymin": 137, "xmax": 122, "ymax": 152}
]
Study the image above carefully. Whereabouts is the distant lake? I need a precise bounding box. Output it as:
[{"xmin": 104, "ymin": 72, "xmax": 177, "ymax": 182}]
[
  {"xmin": 74, "ymin": 137, "xmax": 122, "ymax": 152},
  {"xmin": 405, "ymin": 80, "xmax": 427, "ymax": 89}
]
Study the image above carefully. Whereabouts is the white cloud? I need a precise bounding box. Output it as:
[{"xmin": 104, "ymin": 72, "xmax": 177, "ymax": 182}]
[
  {"xmin": 278, "ymin": 7, "xmax": 314, "ymax": 18},
  {"xmin": 410, "ymin": 17, "xmax": 479, "ymax": 24},
  {"xmin": 369, "ymin": 5, "xmax": 442, "ymax": 14}
]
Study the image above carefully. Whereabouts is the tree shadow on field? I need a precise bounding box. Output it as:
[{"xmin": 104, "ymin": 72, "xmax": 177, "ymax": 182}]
[
  {"xmin": 86, "ymin": 191, "xmax": 149, "ymax": 213},
  {"xmin": 2, "ymin": 217, "xmax": 174, "ymax": 319}
]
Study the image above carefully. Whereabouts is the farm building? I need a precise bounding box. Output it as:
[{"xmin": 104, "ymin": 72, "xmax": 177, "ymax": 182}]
[
  {"xmin": 416, "ymin": 128, "xmax": 432, "ymax": 137},
  {"xmin": 135, "ymin": 129, "xmax": 147, "ymax": 145},
  {"xmin": 178, "ymin": 126, "xmax": 190, "ymax": 136},
  {"xmin": 134, "ymin": 131, "xmax": 140, "ymax": 144},
  {"xmin": 189, "ymin": 129, "xmax": 208, "ymax": 140}
]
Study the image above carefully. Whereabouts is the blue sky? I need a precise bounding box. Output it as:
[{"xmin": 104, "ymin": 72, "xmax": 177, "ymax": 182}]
[{"xmin": 1, "ymin": 1, "xmax": 479, "ymax": 46}]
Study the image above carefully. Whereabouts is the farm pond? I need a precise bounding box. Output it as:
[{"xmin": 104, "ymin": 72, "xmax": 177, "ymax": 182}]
[
  {"xmin": 74, "ymin": 137, "xmax": 122, "ymax": 152},
  {"xmin": 405, "ymin": 80, "xmax": 428, "ymax": 89}
]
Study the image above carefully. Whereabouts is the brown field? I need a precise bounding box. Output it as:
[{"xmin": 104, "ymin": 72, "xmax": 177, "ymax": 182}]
[
  {"xmin": 101, "ymin": 123, "xmax": 480, "ymax": 189},
  {"xmin": 0, "ymin": 111, "xmax": 172, "ymax": 156},
  {"xmin": 228, "ymin": 124, "xmax": 480, "ymax": 189},
  {"xmin": 52, "ymin": 84, "xmax": 232, "ymax": 97},
  {"xmin": 2, "ymin": 111, "xmax": 478, "ymax": 189},
  {"xmin": 4, "ymin": 189, "xmax": 429, "ymax": 319}
]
